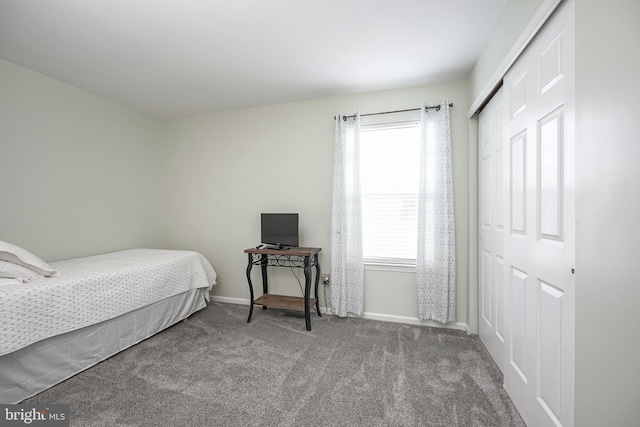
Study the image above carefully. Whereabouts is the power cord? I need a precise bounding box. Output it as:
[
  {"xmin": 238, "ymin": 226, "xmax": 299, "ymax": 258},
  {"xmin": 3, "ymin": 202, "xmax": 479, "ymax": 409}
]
[
  {"xmin": 290, "ymin": 267, "xmax": 332, "ymax": 314},
  {"xmin": 289, "ymin": 266, "xmax": 305, "ymax": 296},
  {"xmin": 323, "ymin": 278, "xmax": 331, "ymax": 314}
]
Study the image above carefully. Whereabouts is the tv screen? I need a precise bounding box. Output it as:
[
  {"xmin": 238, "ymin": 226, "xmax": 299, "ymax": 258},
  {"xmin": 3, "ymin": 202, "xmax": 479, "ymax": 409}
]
[{"xmin": 261, "ymin": 213, "xmax": 299, "ymax": 248}]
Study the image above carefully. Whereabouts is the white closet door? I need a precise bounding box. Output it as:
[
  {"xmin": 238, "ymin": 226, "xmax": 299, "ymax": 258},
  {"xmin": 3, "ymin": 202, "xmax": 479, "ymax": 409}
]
[
  {"xmin": 502, "ymin": 1, "xmax": 575, "ymax": 426},
  {"xmin": 478, "ymin": 87, "xmax": 505, "ymax": 371}
]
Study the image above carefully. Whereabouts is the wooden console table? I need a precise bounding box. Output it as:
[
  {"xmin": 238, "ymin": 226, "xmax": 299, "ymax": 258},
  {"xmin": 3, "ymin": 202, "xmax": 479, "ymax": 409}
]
[{"xmin": 244, "ymin": 247, "xmax": 322, "ymax": 331}]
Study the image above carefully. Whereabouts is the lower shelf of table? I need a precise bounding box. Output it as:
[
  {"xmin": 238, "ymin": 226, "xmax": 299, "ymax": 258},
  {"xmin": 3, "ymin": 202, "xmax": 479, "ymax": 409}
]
[{"xmin": 254, "ymin": 294, "xmax": 317, "ymax": 312}]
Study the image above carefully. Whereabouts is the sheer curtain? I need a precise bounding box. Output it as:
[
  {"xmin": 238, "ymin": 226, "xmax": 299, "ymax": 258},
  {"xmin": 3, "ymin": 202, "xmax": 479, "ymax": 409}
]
[
  {"xmin": 331, "ymin": 113, "xmax": 364, "ymax": 317},
  {"xmin": 417, "ymin": 100, "xmax": 456, "ymax": 323}
]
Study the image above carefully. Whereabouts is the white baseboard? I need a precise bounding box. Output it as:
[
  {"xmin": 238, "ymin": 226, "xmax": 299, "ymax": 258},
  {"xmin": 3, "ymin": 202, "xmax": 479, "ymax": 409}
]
[
  {"xmin": 357, "ymin": 311, "xmax": 469, "ymax": 333},
  {"xmin": 210, "ymin": 295, "xmax": 251, "ymax": 306},
  {"xmin": 209, "ymin": 295, "xmax": 469, "ymax": 333}
]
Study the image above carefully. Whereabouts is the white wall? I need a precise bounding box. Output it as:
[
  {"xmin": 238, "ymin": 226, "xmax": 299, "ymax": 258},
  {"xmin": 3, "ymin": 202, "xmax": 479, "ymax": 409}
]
[
  {"xmin": 0, "ymin": 56, "xmax": 471, "ymax": 327},
  {"xmin": 467, "ymin": 0, "xmax": 545, "ymax": 109},
  {"xmin": 0, "ymin": 59, "xmax": 164, "ymax": 261},
  {"xmin": 574, "ymin": 0, "xmax": 640, "ymax": 424},
  {"xmin": 162, "ymin": 80, "xmax": 470, "ymax": 326}
]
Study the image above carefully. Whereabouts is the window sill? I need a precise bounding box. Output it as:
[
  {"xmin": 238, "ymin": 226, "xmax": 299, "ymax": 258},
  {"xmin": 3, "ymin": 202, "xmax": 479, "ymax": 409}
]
[{"xmin": 364, "ymin": 262, "xmax": 416, "ymax": 273}]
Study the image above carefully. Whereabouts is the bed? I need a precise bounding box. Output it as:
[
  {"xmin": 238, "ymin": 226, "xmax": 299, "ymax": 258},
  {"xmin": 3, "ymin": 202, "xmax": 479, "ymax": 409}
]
[{"xmin": 0, "ymin": 246, "xmax": 217, "ymax": 404}]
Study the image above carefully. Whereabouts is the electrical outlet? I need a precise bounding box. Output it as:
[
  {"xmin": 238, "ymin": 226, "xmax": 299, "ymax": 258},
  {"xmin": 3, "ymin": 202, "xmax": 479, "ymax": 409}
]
[{"xmin": 321, "ymin": 273, "xmax": 330, "ymax": 283}]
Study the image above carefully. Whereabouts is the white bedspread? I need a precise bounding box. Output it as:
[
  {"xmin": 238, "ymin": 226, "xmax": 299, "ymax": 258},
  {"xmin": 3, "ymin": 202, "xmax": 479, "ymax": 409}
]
[{"xmin": 0, "ymin": 249, "xmax": 216, "ymax": 356}]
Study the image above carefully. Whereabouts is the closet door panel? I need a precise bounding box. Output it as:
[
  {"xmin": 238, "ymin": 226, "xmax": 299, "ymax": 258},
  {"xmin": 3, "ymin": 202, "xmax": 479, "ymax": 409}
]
[
  {"xmin": 501, "ymin": 1, "xmax": 575, "ymax": 426},
  {"xmin": 478, "ymin": 87, "xmax": 505, "ymax": 371}
]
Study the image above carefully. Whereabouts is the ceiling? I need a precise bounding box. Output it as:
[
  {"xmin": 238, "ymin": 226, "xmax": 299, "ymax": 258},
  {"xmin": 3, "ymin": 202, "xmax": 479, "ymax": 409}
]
[{"xmin": 0, "ymin": 0, "xmax": 507, "ymax": 118}]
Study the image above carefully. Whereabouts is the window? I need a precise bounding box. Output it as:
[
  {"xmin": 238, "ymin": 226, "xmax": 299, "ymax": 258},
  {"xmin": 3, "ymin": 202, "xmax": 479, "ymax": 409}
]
[{"xmin": 360, "ymin": 121, "xmax": 421, "ymax": 266}]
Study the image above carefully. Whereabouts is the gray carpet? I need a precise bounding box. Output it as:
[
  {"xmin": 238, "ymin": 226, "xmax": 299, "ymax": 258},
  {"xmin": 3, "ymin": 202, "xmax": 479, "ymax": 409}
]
[{"xmin": 25, "ymin": 302, "xmax": 525, "ymax": 426}]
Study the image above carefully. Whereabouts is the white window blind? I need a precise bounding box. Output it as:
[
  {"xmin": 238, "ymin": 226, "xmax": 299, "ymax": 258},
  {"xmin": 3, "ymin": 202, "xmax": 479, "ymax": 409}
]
[{"xmin": 360, "ymin": 122, "xmax": 421, "ymax": 266}]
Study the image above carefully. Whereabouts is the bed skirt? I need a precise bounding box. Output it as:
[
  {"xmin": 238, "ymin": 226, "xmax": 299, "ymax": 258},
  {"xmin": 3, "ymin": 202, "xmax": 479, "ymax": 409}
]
[{"xmin": 0, "ymin": 288, "xmax": 209, "ymax": 404}]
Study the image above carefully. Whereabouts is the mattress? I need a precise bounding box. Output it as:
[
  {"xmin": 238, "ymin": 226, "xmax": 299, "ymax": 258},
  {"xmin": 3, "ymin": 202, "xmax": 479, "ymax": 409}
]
[{"xmin": 0, "ymin": 248, "xmax": 216, "ymax": 356}]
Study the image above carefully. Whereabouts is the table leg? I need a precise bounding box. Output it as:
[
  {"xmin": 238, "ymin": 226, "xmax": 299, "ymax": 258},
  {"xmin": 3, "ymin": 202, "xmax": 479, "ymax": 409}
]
[
  {"xmin": 314, "ymin": 254, "xmax": 322, "ymax": 317},
  {"xmin": 261, "ymin": 254, "xmax": 269, "ymax": 310},
  {"xmin": 303, "ymin": 255, "xmax": 312, "ymax": 331},
  {"xmin": 246, "ymin": 254, "xmax": 254, "ymax": 323}
]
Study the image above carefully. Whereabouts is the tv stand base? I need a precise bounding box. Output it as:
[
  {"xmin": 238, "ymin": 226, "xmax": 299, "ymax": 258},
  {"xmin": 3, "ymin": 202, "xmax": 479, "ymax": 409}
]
[{"xmin": 244, "ymin": 247, "xmax": 322, "ymax": 331}]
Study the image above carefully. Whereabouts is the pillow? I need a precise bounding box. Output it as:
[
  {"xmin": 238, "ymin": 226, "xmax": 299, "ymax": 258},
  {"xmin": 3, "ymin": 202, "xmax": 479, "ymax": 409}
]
[
  {"xmin": 0, "ymin": 260, "xmax": 45, "ymax": 282},
  {"xmin": 0, "ymin": 240, "xmax": 60, "ymax": 277}
]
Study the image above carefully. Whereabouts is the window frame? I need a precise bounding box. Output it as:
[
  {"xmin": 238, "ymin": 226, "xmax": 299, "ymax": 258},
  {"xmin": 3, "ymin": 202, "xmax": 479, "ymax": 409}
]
[{"xmin": 360, "ymin": 119, "xmax": 421, "ymax": 269}]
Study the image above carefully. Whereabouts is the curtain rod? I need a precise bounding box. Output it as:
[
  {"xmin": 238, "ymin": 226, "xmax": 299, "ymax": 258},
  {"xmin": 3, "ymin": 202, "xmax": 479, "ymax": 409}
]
[{"xmin": 334, "ymin": 103, "xmax": 453, "ymax": 121}]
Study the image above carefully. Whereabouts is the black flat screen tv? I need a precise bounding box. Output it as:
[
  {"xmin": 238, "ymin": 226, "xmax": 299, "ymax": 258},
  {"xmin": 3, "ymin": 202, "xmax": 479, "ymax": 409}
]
[{"xmin": 261, "ymin": 213, "xmax": 299, "ymax": 248}]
